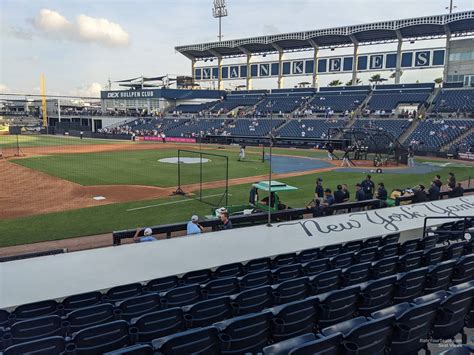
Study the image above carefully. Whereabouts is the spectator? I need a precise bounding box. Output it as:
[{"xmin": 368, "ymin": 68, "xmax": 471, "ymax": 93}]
[
  {"xmin": 413, "ymin": 185, "xmax": 428, "ymax": 203},
  {"xmin": 307, "ymin": 198, "xmax": 324, "ymax": 217},
  {"xmin": 249, "ymin": 185, "xmax": 258, "ymax": 206},
  {"xmin": 342, "ymin": 184, "xmax": 350, "ymax": 202},
  {"xmin": 133, "ymin": 227, "xmax": 157, "ymax": 243},
  {"xmin": 361, "ymin": 175, "xmax": 375, "ymax": 199},
  {"xmin": 376, "ymin": 182, "xmax": 388, "ymax": 201},
  {"xmin": 333, "ymin": 185, "xmax": 346, "ymax": 204},
  {"xmin": 428, "ymin": 181, "xmax": 441, "ymax": 201},
  {"xmin": 322, "ymin": 188, "xmax": 335, "ymax": 207},
  {"xmin": 451, "ymin": 182, "xmax": 464, "ymax": 197},
  {"xmin": 315, "ymin": 178, "xmax": 324, "ymax": 200},
  {"xmin": 187, "ymin": 215, "xmax": 204, "ymax": 235},
  {"xmin": 355, "ymin": 183, "xmax": 366, "ymax": 201},
  {"xmin": 433, "ymin": 175, "xmax": 443, "ymax": 189},
  {"xmin": 220, "ymin": 212, "xmax": 233, "ymax": 230},
  {"xmin": 407, "ymin": 146, "xmax": 415, "ymax": 167},
  {"xmin": 447, "ymin": 172, "xmax": 456, "ymax": 193}
]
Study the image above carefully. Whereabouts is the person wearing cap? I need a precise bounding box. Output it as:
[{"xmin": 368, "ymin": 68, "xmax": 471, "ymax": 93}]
[
  {"xmin": 133, "ymin": 227, "xmax": 157, "ymax": 243},
  {"xmin": 355, "ymin": 183, "xmax": 366, "ymax": 202},
  {"xmin": 314, "ymin": 178, "xmax": 324, "ymax": 200},
  {"xmin": 187, "ymin": 215, "xmax": 204, "ymax": 235}
]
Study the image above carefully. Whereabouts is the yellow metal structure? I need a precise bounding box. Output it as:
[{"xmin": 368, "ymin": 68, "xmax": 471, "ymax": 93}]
[{"xmin": 40, "ymin": 74, "xmax": 47, "ymax": 128}]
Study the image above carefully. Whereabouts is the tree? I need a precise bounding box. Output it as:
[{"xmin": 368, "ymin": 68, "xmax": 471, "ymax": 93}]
[
  {"xmin": 434, "ymin": 77, "xmax": 443, "ymax": 88},
  {"xmin": 346, "ymin": 78, "xmax": 362, "ymax": 86},
  {"xmin": 368, "ymin": 74, "xmax": 387, "ymax": 88},
  {"xmin": 328, "ymin": 79, "xmax": 343, "ymax": 87}
]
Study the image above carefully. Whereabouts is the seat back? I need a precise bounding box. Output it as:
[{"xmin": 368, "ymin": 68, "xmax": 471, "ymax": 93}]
[
  {"xmin": 397, "ymin": 250, "xmax": 423, "ymax": 272},
  {"xmin": 104, "ymin": 344, "xmax": 154, "ymax": 354},
  {"xmin": 354, "ymin": 247, "xmax": 378, "ymax": 263},
  {"xmin": 145, "ymin": 276, "xmax": 179, "ymax": 293},
  {"xmin": 180, "ymin": 269, "xmax": 212, "ymax": 285},
  {"xmin": 239, "ymin": 270, "xmax": 273, "ymax": 290},
  {"xmin": 452, "ymin": 254, "xmax": 474, "ymax": 284},
  {"xmin": 329, "ymin": 252, "xmax": 353, "ymax": 269},
  {"xmin": 309, "ymin": 269, "xmax": 341, "ymax": 295},
  {"xmin": 444, "ymin": 241, "xmax": 466, "ymax": 260},
  {"xmin": 272, "ymin": 253, "xmax": 298, "ymax": 268},
  {"xmin": 231, "ymin": 286, "xmax": 273, "ymax": 316},
  {"xmin": 13, "ymin": 300, "xmax": 60, "ymax": 320},
  {"xmin": 303, "ymin": 258, "xmax": 329, "ymax": 276},
  {"xmin": 182, "ymin": 296, "xmax": 232, "ymax": 328},
  {"xmin": 66, "ymin": 303, "xmax": 117, "ymax": 333},
  {"xmin": 297, "ymin": 248, "xmax": 320, "ymax": 263},
  {"xmin": 203, "ymin": 277, "xmax": 240, "ymax": 299},
  {"xmin": 371, "ymin": 256, "xmax": 398, "ymax": 278},
  {"xmin": 214, "ymin": 263, "xmax": 244, "ymax": 278},
  {"xmin": 376, "ymin": 244, "xmax": 398, "ymax": 259},
  {"xmin": 358, "ymin": 275, "xmax": 397, "ymax": 316},
  {"xmin": 288, "ymin": 333, "xmax": 342, "ymax": 355},
  {"xmin": 425, "ymin": 260, "xmax": 456, "ymax": 293},
  {"xmin": 399, "ymin": 239, "xmax": 419, "ymax": 254},
  {"xmin": 263, "ymin": 333, "xmax": 316, "ymax": 355},
  {"xmin": 3, "ymin": 336, "xmax": 65, "ymax": 355},
  {"xmin": 62, "ymin": 292, "xmax": 103, "ymax": 312},
  {"xmin": 422, "ymin": 246, "xmax": 445, "ymax": 266},
  {"xmin": 161, "ymin": 284, "xmax": 201, "ymax": 308},
  {"xmin": 393, "ymin": 267, "xmax": 428, "ymax": 303},
  {"xmin": 341, "ymin": 262, "xmax": 371, "ymax": 286},
  {"xmin": 341, "ymin": 241, "xmax": 362, "ymax": 253},
  {"xmin": 245, "ymin": 257, "xmax": 271, "ymax": 273},
  {"xmin": 271, "ymin": 299, "xmax": 317, "ymax": 342},
  {"xmin": 320, "ymin": 245, "xmax": 342, "ymax": 258},
  {"xmin": 130, "ymin": 308, "xmax": 185, "ymax": 343},
  {"xmin": 106, "ymin": 283, "xmax": 143, "ymax": 303},
  {"xmin": 117, "ymin": 293, "xmax": 161, "ymax": 321},
  {"xmin": 316, "ymin": 286, "xmax": 360, "ymax": 328},
  {"xmin": 10, "ymin": 315, "xmax": 65, "ymax": 344},
  {"xmin": 272, "ymin": 277, "xmax": 310, "ymax": 305},
  {"xmin": 152, "ymin": 326, "xmax": 220, "ymax": 355},
  {"xmin": 272, "ymin": 264, "xmax": 302, "ymax": 283}
]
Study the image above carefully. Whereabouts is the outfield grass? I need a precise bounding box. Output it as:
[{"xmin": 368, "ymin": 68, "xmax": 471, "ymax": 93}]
[
  {"xmin": 1, "ymin": 164, "xmax": 472, "ymax": 247},
  {"xmin": 0, "ymin": 135, "xmax": 126, "ymax": 148}
]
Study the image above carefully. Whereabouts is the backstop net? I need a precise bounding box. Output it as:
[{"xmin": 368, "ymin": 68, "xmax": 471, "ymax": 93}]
[{"xmin": 174, "ymin": 149, "xmax": 229, "ymax": 208}]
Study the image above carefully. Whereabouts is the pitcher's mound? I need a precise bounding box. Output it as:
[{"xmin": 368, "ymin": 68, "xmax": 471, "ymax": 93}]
[{"xmin": 159, "ymin": 157, "xmax": 211, "ymax": 164}]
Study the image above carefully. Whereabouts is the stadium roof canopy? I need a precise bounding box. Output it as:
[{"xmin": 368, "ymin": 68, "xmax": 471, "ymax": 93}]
[{"xmin": 176, "ymin": 11, "xmax": 474, "ymax": 60}]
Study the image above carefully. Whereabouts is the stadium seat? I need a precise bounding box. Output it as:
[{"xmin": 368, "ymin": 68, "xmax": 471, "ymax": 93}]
[
  {"xmin": 303, "ymin": 258, "xmax": 330, "ymax": 275},
  {"xmin": 398, "ymin": 239, "xmax": 419, "ymax": 255},
  {"xmin": 182, "ymin": 296, "xmax": 232, "ymax": 328},
  {"xmin": 0, "ymin": 310, "xmax": 11, "ymax": 328},
  {"xmin": 230, "ymin": 286, "xmax": 273, "ymax": 316},
  {"xmin": 381, "ymin": 233, "xmax": 400, "ymax": 246},
  {"xmin": 451, "ymin": 254, "xmax": 474, "ymax": 284},
  {"xmin": 215, "ymin": 311, "xmax": 273, "ymax": 354},
  {"xmin": 308, "ymin": 269, "xmax": 341, "ymax": 294},
  {"xmin": 66, "ymin": 320, "xmax": 130, "ymax": 354},
  {"xmin": 152, "ymin": 326, "xmax": 220, "ymax": 355},
  {"xmin": 287, "ymin": 333, "xmax": 343, "ymax": 355},
  {"xmin": 418, "ymin": 234, "xmax": 438, "ymax": 250},
  {"xmin": 2, "ymin": 336, "xmax": 66, "ymax": 355},
  {"xmin": 145, "ymin": 276, "xmax": 179, "ymax": 293},
  {"xmin": 62, "ymin": 291, "xmax": 103, "ymax": 312},
  {"xmin": 65, "ymin": 303, "xmax": 118, "ymax": 333},
  {"xmin": 315, "ymin": 285, "xmax": 360, "ymax": 329},
  {"xmin": 329, "ymin": 252, "xmax": 353, "ymax": 269},
  {"xmin": 116, "ymin": 293, "xmax": 161, "ymax": 321},
  {"xmin": 372, "ymin": 299, "xmax": 441, "ymax": 355},
  {"xmin": 239, "ymin": 270, "xmax": 273, "ymax": 290},
  {"xmin": 443, "ymin": 241, "xmax": 466, "ymax": 260},
  {"xmin": 376, "ymin": 243, "xmax": 399, "ymax": 259},
  {"xmin": 161, "ymin": 284, "xmax": 202, "ymax": 308},
  {"xmin": 422, "ymin": 245, "xmax": 445, "ymax": 266},
  {"xmin": 371, "ymin": 256, "xmax": 399, "ymax": 278},
  {"xmin": 244, "ymin": 257, "xmax": 272, "ymax": 272},
  {"xmin": 397, "ymin": 250, "xmax": 424, "ymax": 272},
  {"xmin": 129, "ymin": 308, "xmax": 185, "ymax": 343},
  {"xmin": 297, "ymin": 248, "xmax": 320, "ymax": 263},
  {"xmin": 270, "ymin": 299, "xmax": 317, "ymax": 342},
  {"xmin": 437, "ymin": 347, "xmax": 474, "ymax": 355},
  {"xmin": 103, "ymin": 344, "xmax": 154, "ymax": 355},
  {"xmin": 105, "ymin": 283, "xmax": 143, "ymax": 303},
  {"xmin": 180, "ymin": 269, "xmax": 213, "ymax": 285},
  {"xmin": 272, "ymin": 277, "xmax": 310, "ymax": 305},
  {"xmin": 272, "ymin": 253, "xmax": 298, "ymax": 268},
  {"xmin": 262, "ymin": 333, "xmax": 316, "ymax": 355},
  {"xmin": 340, "ymin": 262, "xmax": 371, "ymax": 286},
  {"xmin": 424, "ymin": 259, "xmax": 456, "ymax": 293},
  {"xmin": 449, "ymin": 281, "xmax": 474, "ymax": 328},
  {"xmin": 322, "ymin": 315, "xmax": 395, "ymax": 354},
  {"xmin": 393, "ymin": 267, "xmax": 428, "ymax": 303},
  {"xmin": 8, "ymin": 315, "xmax": 66, "ymax": 345},
  {"xmin": 363, "ymin": 236, "xmax": 382, "ymax": 249},
  {"xmin": 357, "ymin": 275, "xmax": 397, "ymax": 316},
  {"xmin": 341, "ymin": 240, "xmax": 363, "ymax": 254},
  {"xmin": 353, "ymin": 246, "xmax": 378, "ymax": 263},
  {"xmin": 320, "ymin": 244, "xmax": 342, "ymax": 258},
  {"xmin": 214, "ymin": 263, "xmax": 244, "ymax": 278},
  {"xmin": 13, "ymin": 300, "xmax": 61, "ymax": 320},
  {"xmin": 202, "ymin": 277, "xmax": 240, "ymax": 299},
  {"xmin": 272, "ymin": 264, "xmax": 303, "ymax": 283}
]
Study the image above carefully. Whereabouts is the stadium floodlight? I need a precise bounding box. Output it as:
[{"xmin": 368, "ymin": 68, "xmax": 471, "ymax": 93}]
[
  {"xmin": 212, "ymin": 0, "xmax": 228, "ymax": 42},
  {"xmin": 446, "ymin": 0, "xmax": 457, "ymax": 13}
]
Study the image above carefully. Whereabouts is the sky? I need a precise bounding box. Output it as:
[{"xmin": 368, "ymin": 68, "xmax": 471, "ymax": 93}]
[{"xmin": 0, "ymin": 0, "xmax": 472, "ymax": 96}]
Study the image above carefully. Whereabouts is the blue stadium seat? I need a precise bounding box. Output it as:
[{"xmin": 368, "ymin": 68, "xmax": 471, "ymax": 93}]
[
  {"xmin": 272, "ymin": 264, "xmax": 303, "ymax": 283},
  {"xmin": 152, "ymin": 326, "xmax": 220, "ymax": 355},
  {"xmin": 2, "ymin": 336, "xmax": 66, "ymax": 355},
  {"xmin": 239, "ymin": 270, "xmax": 273, "ymax": 290},
  {"xmin": 230, "ymin": 286, "xmax": 273, "ymax": 316},
  {"xmin": 303, "ymin": 258, "xmax": 330, "ymax": 275},
  {"xmin": 424, "ymin": 259, "xmax": 456, "ymax": 293},
  {"xmin": 214, "ymin": 263, "xmax": 244, "ymax": 278},
  {"xmin": 0, "ymin": 310, "xmax": 11, "ymax": 328},
  {"xmin": 432, "ymin": 88, "xmax": 474, "ymax": 113},
  {"xmin": 371, "ymin": 256, "xmax": 399, "ymax": 278},
  {"xmin": 320, "ymin": 244, "xmax": 342, "ymax": 258},
  {"xmin": 145, "ymin": 276, "xmax": 179, "ymax": 293},
  {"xmin": 65, "ymin": 303, "xmax": 117, "ymax": 334},
  {"xmin": 437, "ymin": 346, "xmax": 474, "ymax": 355},
  {"xmin": 398, "ymin": 239, "xmax": 419, "ymax": 255},
  {"xmin": 180, "ymin": 269, "xmax": 213, "ymax": 285},
  {"xmin": 244, "ymin": 257, "xmax": 272, "ymax": 272},
  {"xmin": 376, "ymin": 243, "xmax": 399, "ymax": 259},
  {"xmin": 449, "ymin": 281, "xmax": 474, "ymax": 328},
  {"xmin": 397, "ymin": 250, "xmax": 424, "ymax": 272},
  {"xmin": 116, "ymin": 293, "xmax": 161, "ymax": 321},
  {"xmin": 322, "ymin": 315, "xmax": 395, "ymax": 354},
  {"xmin": 272, "ymin": 253, "xmax": 298, "ymax": 268},
  {"xmin": 287, "ymin": 333, "xmax": 343, "ymax": 355},
  {"xmin": 315, "ymin": 285, "xmax": 360, "ymax": 329},
  {"xmin": 67, "ymin": 320, "xmax": 130, "ymax": 354},
  {"xmin": 262, "ymin": 333, "xmax": 316, "ymax": 355},
  {"xmin": 202, "ymin": 277, "xmax": 240, "ymax": 299},
  {"xmin": 161, "ymin": 284, "xmax": 202, "ymax": 308},
  {"xmin": 341, "ymin": 240, "xmax": 362, "ymax": 254},
  {"xmin": 182, "ymin": 296, "xmax": 232, "ymax": 328},
  {"xmin": 340, "ymin": 262, "xmax": 371, "ymax": 286},
  {"xmin": 357, "ymin": 275, "xmax": 397, "ymax": 316},
  {"xmin": 272, "ymin": 277, "xmax": 310, "ymax": 305},
  {"xmin": 297, "ymin": 248, "xmax": 320, "ymax": 263},
  {"xmin": 422, "ymin": 245, "xmax": 445, "ymax": 266},
  {"xmin": 363, "ymin": 236, "xmax": 382, "ymax": 249},
  {"xmin": 308, "ymin": 269, "xmax": 341, "ymax": 294},
  {"xmin": 104, "ymin": 344, "xmax": 154, "ymax": 355},
  {"xmin": 381, "ymin": 233, "xmax": 400, "ymax": 246},
  {"xmin": 329, "ymin": 252, "xmax": 353, "ymax": 269},
  {"xmin": 13, "ymin": 300, "xmax": 61, "ymax": 320},
  {"xmin": 452, "ymin": 254, "xmax": 474, "ymax": 284},
  {"xmin": 129, "ymin": 308, "xmax": 185, "ymax": 343},
  {"xmin": 443, "ymin": 241, "xmax": 466, "ymax": 260},
  {"xmin": 215, "ymin": 311, "xmax": 273, "ymax": 354},
  {"xmin": 393, "ymin": 267, "xmax": 428, "ymax": 303},
  {"xmin": 270, "ymin": 299, "xmax": 317, "ymax": 342},
  {"xmin": 418, "ymin": 234, "xmax": 438, "ymax": 251},
  {"xmin": 105, "ymin": 283, "xmax": 143, "ymax": 303},
  {"xmin": 8, "ymin": 315, "xmax": 65, "ymax": 346},
  {"xmin": 371, "ymin": 299, "xmax": 441, "ymax": 355},
  {"xmin": 62, "ymin": 291, "xmax": 103, "ymax": 312},
  {"xmin": 353, "ymin": 246, "xmax": 378, "ymax": 263}
]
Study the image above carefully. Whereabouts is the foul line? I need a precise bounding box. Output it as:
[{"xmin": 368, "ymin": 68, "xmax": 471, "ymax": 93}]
[{"xmin": 126, "ymin": 193, "xmax": 232, "ymax": 212}]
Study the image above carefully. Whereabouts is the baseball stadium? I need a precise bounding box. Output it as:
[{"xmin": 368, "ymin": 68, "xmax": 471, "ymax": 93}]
[{"xmin": 1, "ymin": 2, "xmax": 474, "ymax": 354}]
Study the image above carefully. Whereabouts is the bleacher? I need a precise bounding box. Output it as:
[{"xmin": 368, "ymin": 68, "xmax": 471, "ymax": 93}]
[
  {"xmin": 277, "ymin": 118, "xmax": 346, "ymax": 138},
  {"xmin": 1, "ymin": 224, "xmax": 472, "ymax": 354},
  {"xmin": 226, "ymin": 118, "xmax": 285, "ymax": 136},
  {"xmin": 174, "ymin": 101, "xmax": 219, "ymax": 114},
  {"xmin": 255, "ymin": 90, "xmax": 315, "ymax": 114},
  {"xmin": 406, "ymin": 119, "xmax": 473, "ymax": 149},
  {"xmin": 128, "ymin": 117, "xmax": 187, "ymax": 133},
  {"xmin": 352, "ymin": 119, "xmax": 412, "ymax": 139},
  {"xmin": 210, "ymin": 93, "xmax": 263, "ymax": 113},
  {"xmin": 165, "ymin": 118, "xmax": 229, "ymax": 137},
  {"xmin": 367, "ymin": 84, "xmax": 434, "ymax": 112},
  {"xmin": 309, "ymin": 89, "xmax": 368, "ymax": 113},
  {"xmin": 432, "ymin": 88, "xmax": 474, "ymax": 113}
]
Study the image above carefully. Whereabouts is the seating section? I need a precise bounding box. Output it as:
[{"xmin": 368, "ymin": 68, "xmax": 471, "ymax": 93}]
[
  {"xmin": 256, "ymin": 94, "xmax": 311, "ymax": 114},
  {"xmin": 352, "ymin": 119, "xmax": 411, "ymax": 139},
  {"xmin": 432, "ymin": 88, "xmax": 474, "ymax": 113},
  {"xmin": 174, "ymin": 101, "xmax": 219, "ymax": 114},
  {"xmin": 277, "ymin": 118, "xmax": 346, "ymax": 138},
  {"xmin": 211, "ymin": 94, "xmax": 263, "ymax": 113},
  {"xmin": 165, "ymin": 118, "xmax": 229, "ymax": 137},
  {"xmin": 309, "ymin": 91, "xmax": 367, "ymax": 113},
  {"xmin": 1, "ymin": 220, "xmax": 473, "ymax": 354},
  {"xmin": 368, "ymin": 88, "xmax": 431, "ymax": 112},
  {"xmin": 226, "ymin": 118, "xmax": 285, "ymax": 136},
  {"xmin": 406, "ymin": 119, "xmax": 473, "ymax": 149}
]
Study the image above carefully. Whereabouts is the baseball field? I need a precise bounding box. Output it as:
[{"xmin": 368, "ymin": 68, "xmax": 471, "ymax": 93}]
[{"xmin": 1, "ymin": 134, "xmax": 473, "ymax": 249}]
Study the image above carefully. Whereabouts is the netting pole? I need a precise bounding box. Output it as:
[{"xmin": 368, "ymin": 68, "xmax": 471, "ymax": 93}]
[
  {"xmin": 225, "ymin": 156, "xmax": 229, "ymax": 206},
  {"xmin": 200, "ymin": 151, "xmax": 203, "ymax": 201}
]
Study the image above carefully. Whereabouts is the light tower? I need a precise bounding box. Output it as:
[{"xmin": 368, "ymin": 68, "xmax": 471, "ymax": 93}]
[{"xmin": 212, "ymin": 0, "xmax": 228, "ymax": 42}]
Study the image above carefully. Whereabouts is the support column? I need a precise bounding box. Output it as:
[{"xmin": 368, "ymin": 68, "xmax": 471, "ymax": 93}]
[
  {"xmin": 272, "ymin": 44, "xmax": 284, "ymax": 89},
  {"xmin": 308, "ymin": 39, "xmax": 319, "ymax": 89},
  {"xmin": 395, "ymin": 31, "xmax": 403, "ymax": 84},
  {"xmin": 209, "ymin": 50, "xmax": 223, "ymax": 90},
  {"xmin": 443, "ymin": 26, "xmax": 451, "ymax": 83},
  {"xmin": 191, "ymin": 59, "xmax": 196, "ymax": 87},
  {"xmin": 238, "ymin": 46, "xmax": 252, "ymax": 90},
  {"xmin": 350, "ymin": 35, "xmax": 359, "ymax": 85}
]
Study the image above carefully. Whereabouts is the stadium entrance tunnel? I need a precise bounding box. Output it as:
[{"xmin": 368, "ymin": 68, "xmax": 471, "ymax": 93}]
[{"xmin": 159, "ymin": 157, "xmax": 212, "ymax": 164}]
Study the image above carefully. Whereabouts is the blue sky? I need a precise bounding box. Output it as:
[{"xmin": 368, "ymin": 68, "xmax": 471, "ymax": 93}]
[{"xmin": 0, "ymin": 0, "xmax": 471, "ymax": 95}]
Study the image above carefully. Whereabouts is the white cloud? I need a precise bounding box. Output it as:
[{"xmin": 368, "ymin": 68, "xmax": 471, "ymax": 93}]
[
  {"xmin": 71, "ymin": 83, "xmax": 102, "ymax": 97},
  {"xmin": 0, "ymin": 84, "xmax": 10, "ymax": 93},
  {"xmin": 33, "ymin": 9, "xmax": 130, "ymax": 47}
]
